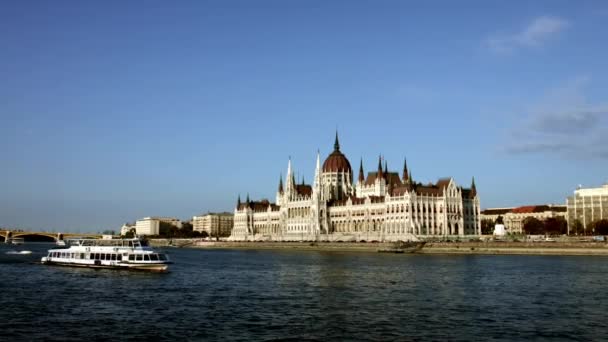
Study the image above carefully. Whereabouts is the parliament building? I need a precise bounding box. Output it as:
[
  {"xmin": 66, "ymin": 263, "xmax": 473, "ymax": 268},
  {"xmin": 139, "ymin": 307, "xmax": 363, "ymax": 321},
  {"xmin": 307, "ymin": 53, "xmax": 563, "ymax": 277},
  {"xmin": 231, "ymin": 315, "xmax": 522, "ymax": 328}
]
[{"xmin": 230, "ymin": 133, "xmax": 480, "ymax": 241}]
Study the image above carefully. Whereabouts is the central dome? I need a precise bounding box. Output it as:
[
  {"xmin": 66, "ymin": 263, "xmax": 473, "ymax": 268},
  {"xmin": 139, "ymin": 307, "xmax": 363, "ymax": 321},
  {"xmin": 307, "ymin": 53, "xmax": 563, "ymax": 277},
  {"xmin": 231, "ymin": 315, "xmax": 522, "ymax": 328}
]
[{"xmin": 322, "ymin": 133, "xmax": 352, "ymax": 173}]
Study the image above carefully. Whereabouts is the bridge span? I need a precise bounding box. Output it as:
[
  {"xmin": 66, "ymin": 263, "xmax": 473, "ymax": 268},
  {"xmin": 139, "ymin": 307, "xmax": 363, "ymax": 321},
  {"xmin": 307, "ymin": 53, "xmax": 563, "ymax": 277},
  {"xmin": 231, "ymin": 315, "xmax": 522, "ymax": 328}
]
[{"xmin": 2, "ymin": 230, "xmax": 102, "ymax": 242}]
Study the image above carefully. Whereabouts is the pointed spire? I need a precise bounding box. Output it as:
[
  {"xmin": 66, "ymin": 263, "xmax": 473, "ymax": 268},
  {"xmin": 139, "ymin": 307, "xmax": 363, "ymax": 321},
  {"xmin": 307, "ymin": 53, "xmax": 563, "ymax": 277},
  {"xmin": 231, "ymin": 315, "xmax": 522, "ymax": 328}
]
[
  {"xmin": 314, "ymin": 150, "xmax": 321, "ymax": 189},
  {"xmin": 237, "ymin": 194, "xmax": 241, "ymax": 208},
  {"xmin": 358, "ymin": 158, "xmax": 365, "ymax": 183},
  {"xmin": 246, "ymin": 193, "xmax": 250, "ymax": 204},
  {"xmin": 286, "ymin": 157, "xmax": 295, "ymax": 195},
  {"xmin": 377, "ymin": 155, "xmax": 384, "ymax": 179},
  {"xmin": 402, "ymin": 157, "xmax": 409, "ymax": 181},
  {"xmin": 409, "ymin": 170, "xmax": 413, "ymax": 185},
  {"xmin": 334, "ymin": 130, "xmax": 340, "ymax": 151},
  {"xmin": 384, "ymin": 160, "xmax": 388, "ymax": 179},
  {"xmin": 471, "ymin": 176, "xmax": 477, "ymax": 197},
  {"xmin": 301, "ymin": 175, "xmax": 305, "ymax": 185},
  {"xmin": 278, "ymin": 174, "xmax": 284, "ymax": 193}
]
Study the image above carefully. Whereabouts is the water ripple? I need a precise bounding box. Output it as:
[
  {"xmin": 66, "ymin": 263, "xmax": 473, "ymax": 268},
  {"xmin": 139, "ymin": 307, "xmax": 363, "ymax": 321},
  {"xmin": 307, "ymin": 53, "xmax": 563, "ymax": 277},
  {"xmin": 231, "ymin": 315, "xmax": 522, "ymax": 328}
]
[{"xmin": 1, "ymin": 244, "xmax": 608, "ymax": 341}]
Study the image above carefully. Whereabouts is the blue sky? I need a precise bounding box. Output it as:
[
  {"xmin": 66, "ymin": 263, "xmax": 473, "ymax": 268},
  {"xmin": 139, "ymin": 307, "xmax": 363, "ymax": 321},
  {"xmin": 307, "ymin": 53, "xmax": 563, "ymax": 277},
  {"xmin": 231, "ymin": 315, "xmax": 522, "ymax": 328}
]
[{"xmin": 1, "ymin": 1, "xmax": 608, "ymax": 232}]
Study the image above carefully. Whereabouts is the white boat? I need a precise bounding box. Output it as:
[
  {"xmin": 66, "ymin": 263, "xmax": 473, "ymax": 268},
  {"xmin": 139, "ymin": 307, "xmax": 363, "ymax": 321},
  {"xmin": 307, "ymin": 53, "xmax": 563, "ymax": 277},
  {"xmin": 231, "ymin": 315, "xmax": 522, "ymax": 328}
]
[
  {"xmin": 56, "ymin": 240, "xmax": 66, "ymax": 246},
  {"xmin": 10, "ymin": 237, "xmax": 24, "ymax": 245},
  {"xmin": 41, "ymin": 238, "xmax": 171, "ymax": 272},
  {"xmin": 5, "ymin": 250, "xmax": 32, "ymax": 255}
]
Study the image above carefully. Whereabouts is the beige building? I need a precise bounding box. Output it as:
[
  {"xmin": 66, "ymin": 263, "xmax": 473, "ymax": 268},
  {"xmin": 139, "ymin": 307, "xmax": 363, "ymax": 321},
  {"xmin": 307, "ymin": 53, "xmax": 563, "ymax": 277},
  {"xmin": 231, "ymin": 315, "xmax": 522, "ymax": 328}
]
[
  {"xmin": 481, "ymin": 205, "xmax": 567, "ymax": 234},
  {"xmin": 230, "ymin": 133, "xmax": 480, "ymax": 242},
  {"xmin": 120, "ymin": 223, "xmax": 136, "ymax": 235},
  {"xmin": 567, "ymin": 183, "xmax": 608, "ymax": 232},
  {"xmin": 135, "ymin": 217, "xmax": 160, "ymax": 236},
  {"xmin": 133, "ymin": 216, "xmax": 183, "ymax": 236},
  {"xmin": 193, "ymin": 213, "xmax": 234, "ymax": 237},
  {"xmin": 155, "ymin": 217, "xmax": 183, "ymax": 229}
]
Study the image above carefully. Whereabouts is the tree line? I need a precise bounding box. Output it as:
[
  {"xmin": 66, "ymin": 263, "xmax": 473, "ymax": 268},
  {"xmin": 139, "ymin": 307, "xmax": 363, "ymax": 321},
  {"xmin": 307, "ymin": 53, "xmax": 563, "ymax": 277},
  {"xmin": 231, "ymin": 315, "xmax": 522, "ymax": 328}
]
[{"xmin": 482, "ymin": 216, "xmax": 608, "ymax": 236}]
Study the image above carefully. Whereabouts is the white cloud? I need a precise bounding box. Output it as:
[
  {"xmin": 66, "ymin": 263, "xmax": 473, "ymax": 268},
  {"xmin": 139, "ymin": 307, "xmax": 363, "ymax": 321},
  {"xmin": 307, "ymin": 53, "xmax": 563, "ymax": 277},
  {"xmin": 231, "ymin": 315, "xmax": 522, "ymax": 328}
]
[
  {"xmin": 487, "ymin": 16, "xmax": 569, "ymax": 53},
  {"xmin": 503, "ymin": 76, "xmax": 608, "ymax": 159}
]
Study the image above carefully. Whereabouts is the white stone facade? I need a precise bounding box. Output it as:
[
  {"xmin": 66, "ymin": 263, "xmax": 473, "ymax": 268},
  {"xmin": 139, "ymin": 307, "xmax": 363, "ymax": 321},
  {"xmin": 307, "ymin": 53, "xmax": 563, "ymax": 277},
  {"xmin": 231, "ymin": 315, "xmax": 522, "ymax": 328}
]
[
  {"xmin": 120, "ymin": 223, "xmax": 135, "ymax": 236},
  {"xmin": 135, "ymin": 217, "xmax": 160, "ymax": 236},
  {"xmin": 230, "ymin": 134, "xmax": 481, "ymax": 242},
  {"xmin": 567, "ymin": 183, "xmax": 608, "ymax": 230},
  {"xmin": 481, "ymin": 205, "xmax": 567, "ymax": 234},
  {"xmin": 193, "ymin": 213, "xmax": 234, "ymax": 237}
]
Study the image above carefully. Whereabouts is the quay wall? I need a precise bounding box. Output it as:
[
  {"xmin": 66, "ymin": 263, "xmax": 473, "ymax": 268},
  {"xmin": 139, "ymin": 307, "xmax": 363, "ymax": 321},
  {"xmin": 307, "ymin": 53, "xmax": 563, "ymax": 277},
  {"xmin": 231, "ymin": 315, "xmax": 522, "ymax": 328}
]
[{"xmin": 149, "ymin": 239, "xmax": 608, "ymax": 255}]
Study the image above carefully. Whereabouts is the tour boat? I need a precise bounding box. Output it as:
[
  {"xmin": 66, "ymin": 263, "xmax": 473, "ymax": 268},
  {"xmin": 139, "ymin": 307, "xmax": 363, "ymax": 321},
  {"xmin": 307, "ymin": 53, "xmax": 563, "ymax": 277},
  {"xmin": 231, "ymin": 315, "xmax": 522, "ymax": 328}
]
[
  {"xmin": 377, "ymin": 241, "xmax": 426, "ymax": 253},
  {"xmin": 41, "ymin": 238, "xmax": 171, "ymax": 272},
  {"xmin": 10, "ymin": 237, "xmax": 24, "ymax": 245}
]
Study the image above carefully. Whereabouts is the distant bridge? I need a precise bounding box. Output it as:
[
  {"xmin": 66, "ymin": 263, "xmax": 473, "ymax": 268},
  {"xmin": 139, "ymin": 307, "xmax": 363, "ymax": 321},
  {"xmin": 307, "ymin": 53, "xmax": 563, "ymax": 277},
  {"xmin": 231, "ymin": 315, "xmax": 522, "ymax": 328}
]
[{"xmin": 2, "ymin": 230, "xmax": 102, "ymax": 242}]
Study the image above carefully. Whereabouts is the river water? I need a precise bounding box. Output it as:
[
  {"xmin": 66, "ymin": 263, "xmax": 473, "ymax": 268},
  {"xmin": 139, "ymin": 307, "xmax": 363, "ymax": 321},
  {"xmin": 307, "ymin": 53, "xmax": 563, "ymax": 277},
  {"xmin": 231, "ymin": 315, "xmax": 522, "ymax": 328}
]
[{"xmin": 0, "ymin": 242, "xmax": 606, "ymax": 341}]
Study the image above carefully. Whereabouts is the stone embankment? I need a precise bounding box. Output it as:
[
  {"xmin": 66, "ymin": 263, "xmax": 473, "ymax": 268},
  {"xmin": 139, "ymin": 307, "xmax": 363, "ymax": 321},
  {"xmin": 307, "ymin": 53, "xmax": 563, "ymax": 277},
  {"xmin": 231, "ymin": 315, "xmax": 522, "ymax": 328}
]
[
  {"xmin": 421, "ymin": 241, "xmax": 608, "ymax": 255},
  {"xmin": 151, "ymin": 239, "xmax": 608, "ymax": 256}
]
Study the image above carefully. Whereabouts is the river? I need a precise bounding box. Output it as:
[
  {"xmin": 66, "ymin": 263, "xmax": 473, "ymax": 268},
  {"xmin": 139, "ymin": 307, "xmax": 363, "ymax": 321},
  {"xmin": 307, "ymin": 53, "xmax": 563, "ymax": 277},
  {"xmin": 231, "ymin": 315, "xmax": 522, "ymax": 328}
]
[{"xmin": 1, "ymin": 242, "xmax": 606, "ymax": 341}]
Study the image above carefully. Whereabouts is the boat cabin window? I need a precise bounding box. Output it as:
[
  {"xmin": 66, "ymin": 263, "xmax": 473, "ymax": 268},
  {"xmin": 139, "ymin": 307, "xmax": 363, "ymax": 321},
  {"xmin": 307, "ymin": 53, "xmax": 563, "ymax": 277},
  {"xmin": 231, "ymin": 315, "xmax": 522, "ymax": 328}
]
[
  {"xmin": 136, "ymin": 254, "xmax": 143, "ymax": 261},
  {"xmin": 89, "ymin": 254, "xmax": 94, "ymax": 260},
  {"xmin": 117, "ymin": 255, "xmax": 122, "ymax": 261},
  {"xmin": 143, "ymin": 255, "xmax": 150, "ymax": 261},
  {"xmin": 111, "ymin": 254, "xmax": 116, "ymax": 261},
  {"xmin": 129, "ymin": 255, "xmax": 135, "ymax": 261},
  {"xmin": 95, "ymin": 253, "xmax": 100, "ymax": 260},
  {"xmin": 150, "ymin": 254, "xmax": 159, "ymax": 261}
]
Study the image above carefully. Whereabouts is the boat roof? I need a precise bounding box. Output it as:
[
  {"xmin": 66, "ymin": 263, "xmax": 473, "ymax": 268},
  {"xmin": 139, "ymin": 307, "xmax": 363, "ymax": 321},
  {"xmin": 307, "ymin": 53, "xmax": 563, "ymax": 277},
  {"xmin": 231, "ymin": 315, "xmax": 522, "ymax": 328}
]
[{"xmin": 66, "ymin": 238, "xmax": 149, "ymax": 247}]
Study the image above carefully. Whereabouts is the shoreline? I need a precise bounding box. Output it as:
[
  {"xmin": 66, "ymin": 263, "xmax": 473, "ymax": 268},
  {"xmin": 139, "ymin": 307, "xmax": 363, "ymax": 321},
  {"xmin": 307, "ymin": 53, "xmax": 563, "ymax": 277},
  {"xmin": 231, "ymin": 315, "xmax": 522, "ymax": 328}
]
[{"xmin": 156, "ymin": 240, "xmax": 608, "ymax": 256}]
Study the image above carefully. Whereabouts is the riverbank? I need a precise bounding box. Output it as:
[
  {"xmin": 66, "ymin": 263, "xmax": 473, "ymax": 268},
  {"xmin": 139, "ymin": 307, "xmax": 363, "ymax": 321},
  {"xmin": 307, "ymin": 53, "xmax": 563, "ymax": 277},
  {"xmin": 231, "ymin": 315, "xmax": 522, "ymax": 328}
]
[{"xmin": 152, "ymin": 239, "xmax": 608, "ymax": 256}]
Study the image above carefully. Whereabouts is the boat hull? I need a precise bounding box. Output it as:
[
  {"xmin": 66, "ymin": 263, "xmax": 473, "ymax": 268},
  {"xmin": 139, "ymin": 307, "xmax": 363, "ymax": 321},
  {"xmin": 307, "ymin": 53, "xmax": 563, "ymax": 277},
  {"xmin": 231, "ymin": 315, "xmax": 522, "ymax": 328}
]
[
  {"xmin": 377, "ymin": 241, "xmax": 426, "ymax": 254},
  {"xmin": 41, "ymin": 258, "xmax": 169, "ymax": 272}
]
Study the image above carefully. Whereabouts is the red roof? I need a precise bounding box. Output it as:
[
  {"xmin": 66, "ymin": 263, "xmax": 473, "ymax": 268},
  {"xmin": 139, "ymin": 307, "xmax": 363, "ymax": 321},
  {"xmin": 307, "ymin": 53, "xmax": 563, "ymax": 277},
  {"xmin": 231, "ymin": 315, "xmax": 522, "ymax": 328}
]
[
  {"xmin": 322, "ymin": 150, "xmax": 352, "ymax": 173},
  {"xmin": 511, "ymin": 205, "xmax": 539, "ymax": 213},
  {"xmin": 295, "ymin": 184, "xmax": 312, "ymax": 197}
]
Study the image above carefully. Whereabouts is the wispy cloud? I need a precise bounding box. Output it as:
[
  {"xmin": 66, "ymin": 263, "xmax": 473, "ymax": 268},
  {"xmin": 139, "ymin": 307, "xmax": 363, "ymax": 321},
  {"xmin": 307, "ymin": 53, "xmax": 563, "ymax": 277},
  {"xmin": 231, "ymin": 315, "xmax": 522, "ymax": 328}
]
[
  {"xmin": 503, "ymin": 76, "xmax": 608, "ymax": 159},
  {"xmin": 487, "ymin": 16, "xmax": 569, "ymax": 53}
]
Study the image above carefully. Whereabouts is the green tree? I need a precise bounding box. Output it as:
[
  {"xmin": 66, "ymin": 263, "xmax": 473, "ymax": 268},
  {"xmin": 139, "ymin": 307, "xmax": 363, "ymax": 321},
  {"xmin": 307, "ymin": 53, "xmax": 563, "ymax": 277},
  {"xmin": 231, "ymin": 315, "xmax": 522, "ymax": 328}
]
[
  {"xmin": 544, "ymin": 217, "xmax": 567, "ymax": 235},
  {"xmin": 523, "ymin": 217, "xmax": 544, "ymax": 235},
  {"xmin": 495, "ymin": 215, "xmax": 504, "ymax": 225},
  {"xmin": 124, "ymin": 229, "xmax": 135, "ymax": 238},
  {"xmin": 181, "ymin": 222, "xmax": 193, "ymax": 232},
  {"xmin": 590, "ymin": 219, "xmax": 608, "ymax": 235},
  {"xmin": 570, "ymin": 219, "xmax": 584, "ymax": 236},
  {"xmin": 481, "ymin": 219, "xmax": 494, "ymax": 235}
]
